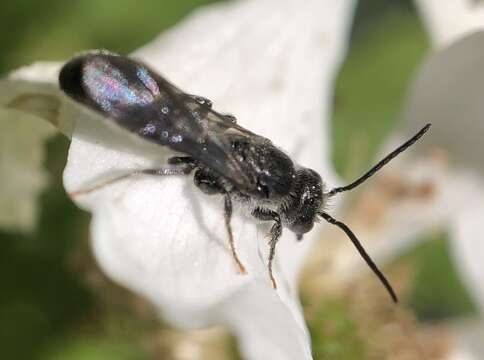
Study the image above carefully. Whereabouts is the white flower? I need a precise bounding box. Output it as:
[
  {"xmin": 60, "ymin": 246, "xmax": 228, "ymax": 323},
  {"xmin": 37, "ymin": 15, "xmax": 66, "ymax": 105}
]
[
  {"xmin": 0, "ymin": 0, "xmax": 357, "ymax": 358},
  {"xmin": 415, "ymin": 0, "xmax": 484, "ymax": 47}
]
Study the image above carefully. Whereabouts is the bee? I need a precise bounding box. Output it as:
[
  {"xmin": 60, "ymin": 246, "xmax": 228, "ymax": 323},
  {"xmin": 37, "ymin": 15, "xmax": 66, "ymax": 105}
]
[{"xmin": 59, "ymin": 51, "xmax": 431, "ymax": 303}]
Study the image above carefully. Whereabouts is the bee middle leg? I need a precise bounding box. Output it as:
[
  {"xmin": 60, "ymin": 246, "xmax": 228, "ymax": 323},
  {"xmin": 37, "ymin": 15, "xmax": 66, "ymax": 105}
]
[
  {"xmin": 192, "ymin": 167, "xmax": 247, "ymax": 275},
  {"xmin": 251, "ymin": 208, "xmax": 282, "ymax": 289}
]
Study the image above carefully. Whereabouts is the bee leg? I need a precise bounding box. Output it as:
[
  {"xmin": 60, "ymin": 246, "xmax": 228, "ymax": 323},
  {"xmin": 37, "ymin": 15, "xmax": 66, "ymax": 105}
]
[
  {"xmin": 70, "ymin": 162, "xmax": 196, "ymax": 197},
  {"xmin": 192, "ymin": 169, "xmax": 246, "ymax": 274},
  {"xmin": 224, "ymin": 194, "xmax": 247, "ymax": 275},
  {"xmin": 267, "ymin": 219, "xmax": 282, "ymax": 289},
  {"xmin": 251, "ymin": 208, "xmax": 282, "ymax": 289}
]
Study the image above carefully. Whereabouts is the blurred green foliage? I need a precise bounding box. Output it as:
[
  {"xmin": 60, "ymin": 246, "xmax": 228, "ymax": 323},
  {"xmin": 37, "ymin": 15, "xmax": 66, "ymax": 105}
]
[
  {"xmin": 40, "ymin": 338, "xmax": 148, "ymax": 360},
  {"xmin": 309, "ymin": 301, "xmax": 366, "ymax": 359},
  {"xmin": 333, "ymin": 3, "xmax": 429, "ymax": 179},
  {"xmin": 0, "ymin": 0, "xmax": 218, "ymax": 74},
  {"xmin": 0, "ymin": 136, "xmax": 94, "ymax": 359},
  {"xmin": 407, "ymin": 233, "xmax": 477, "ymax": 320},
  {"xmin": 0, "ymin": 0, "xmax": 478, "ymax": 359}
]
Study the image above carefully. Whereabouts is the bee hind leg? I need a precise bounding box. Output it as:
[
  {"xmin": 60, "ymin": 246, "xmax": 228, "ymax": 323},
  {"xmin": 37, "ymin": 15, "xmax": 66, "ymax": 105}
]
[{"xmin": 70, "ymin": 161, "xmax": 196, "ymax": 197}]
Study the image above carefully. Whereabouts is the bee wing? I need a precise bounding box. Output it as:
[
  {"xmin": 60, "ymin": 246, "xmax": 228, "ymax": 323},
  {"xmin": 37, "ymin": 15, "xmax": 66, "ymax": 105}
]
[{"xmin": 59, "ymin": 51, "xmax": 257, "ymax": 191}]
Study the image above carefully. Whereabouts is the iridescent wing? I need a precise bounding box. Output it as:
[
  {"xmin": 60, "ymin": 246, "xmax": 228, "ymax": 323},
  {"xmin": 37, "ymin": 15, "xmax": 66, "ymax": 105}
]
[{"xmin": 59, "ymin": 51, "xmax": 259, "ymax": 192}]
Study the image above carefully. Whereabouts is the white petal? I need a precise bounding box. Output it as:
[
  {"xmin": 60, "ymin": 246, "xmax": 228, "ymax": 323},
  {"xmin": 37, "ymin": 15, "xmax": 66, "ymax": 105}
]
[
  {"xmin": 0, "ymin": 63, "xmax": 63, "ymax": 232},
  {"xmin": 63, "ymin": 0, "xmax": 356, "ymax": 358},
  {"xmin": 9, "ymin": 61, "xmax": 61, "ymax": 83},
  {"xmin": 448, "ymin": 320, "xmax": 484, "ymax": 360},
  {"xmin": 0, "ymin": 107, "xmax": 54, "ymax": 231},
  {"xmin": 1, "ymin": 62, "xmax": 84, "ymax": 138},
  {"xmin": 450, "ymin": 195, "xmax": 484, "ymax": 312},
  {"xmin": 404, "ymin": 31, "xmax": 484, "ymax": 174},
  {"xmin": 415, "ymin": 0, "xmax": 484, "ymax": 47}
]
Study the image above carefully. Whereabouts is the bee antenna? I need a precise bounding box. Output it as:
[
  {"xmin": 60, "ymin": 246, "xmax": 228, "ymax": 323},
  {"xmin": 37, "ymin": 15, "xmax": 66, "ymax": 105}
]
[
  {"xmin": 327, "ymin": 123, "xmax": 431, "ymax": 197},
  {"xmin": 318, "ymin": 211, "xmax": 398, "ymax": 303}
]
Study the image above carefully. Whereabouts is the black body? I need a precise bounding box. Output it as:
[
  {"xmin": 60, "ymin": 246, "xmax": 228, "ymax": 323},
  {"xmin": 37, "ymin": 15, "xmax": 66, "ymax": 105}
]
[
  {"xmin": 60, "ymin": 50, "xmax": 431, "ymax": 302},
  {"xmin": 59, "ymin": 51, "xmax": 324, "ymax": 238}
]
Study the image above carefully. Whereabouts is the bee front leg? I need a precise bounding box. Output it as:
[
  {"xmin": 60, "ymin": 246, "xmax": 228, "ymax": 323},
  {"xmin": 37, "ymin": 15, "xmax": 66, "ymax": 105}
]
[{"xmin": 251, "ymin": 208, "xmax": 282, "ymax": 289}]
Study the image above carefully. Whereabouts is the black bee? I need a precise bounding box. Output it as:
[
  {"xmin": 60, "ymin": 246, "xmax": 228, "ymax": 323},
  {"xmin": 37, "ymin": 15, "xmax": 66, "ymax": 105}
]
[{"xmin": 59, "ymin": 51, "xmax": 430, "ymax": 303}]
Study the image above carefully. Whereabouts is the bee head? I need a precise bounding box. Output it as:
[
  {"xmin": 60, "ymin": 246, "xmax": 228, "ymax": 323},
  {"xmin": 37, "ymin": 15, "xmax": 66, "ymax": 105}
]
[{"xmin": 281, "ymin": 168, "xmax": 325, "ymax": 236}]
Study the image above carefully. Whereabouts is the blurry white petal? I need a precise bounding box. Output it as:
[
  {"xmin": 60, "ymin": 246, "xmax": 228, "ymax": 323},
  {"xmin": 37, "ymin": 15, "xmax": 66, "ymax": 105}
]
[
  {"xmin": 61, "ymin": 0, "xmax": 356, "ymax": 359},
  {"xmin": 9, "ymin": 61, "xmax": 61, "ymax": 83},
  {"xmin": 0, "ymin": 63, "xmax": 63, "ymax": 232},
  {"xmin": 448, "ymin": 320, "xmax": 484, "ymax": 360},
  {"xmin": 1, "ymin": 62, "xmax": 81, "ymax": 138},
  {"xmin": 0, "ymin": 107, "xmax": 54, "ymax": 231},
  {"xmin": 451, "ymin": 198, "xmax": 484, "ymax": 312},
  {"xmin": 404, "ymin": 31, "xmax": 484, "ymax": 174},
  {"xmin": 415, "ymin": 0, "xmax": 484, "ymax": 47}
]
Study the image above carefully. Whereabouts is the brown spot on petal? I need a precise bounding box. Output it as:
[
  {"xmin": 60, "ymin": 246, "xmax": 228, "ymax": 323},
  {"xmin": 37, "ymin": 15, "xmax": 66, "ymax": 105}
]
[
  {"xmin": 414, "ymin": 181, "xmax": 435, "ymax": 200},
  {"xmin": 428, "ymin": 147, "xmax": 449, "ymax": 164}
]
